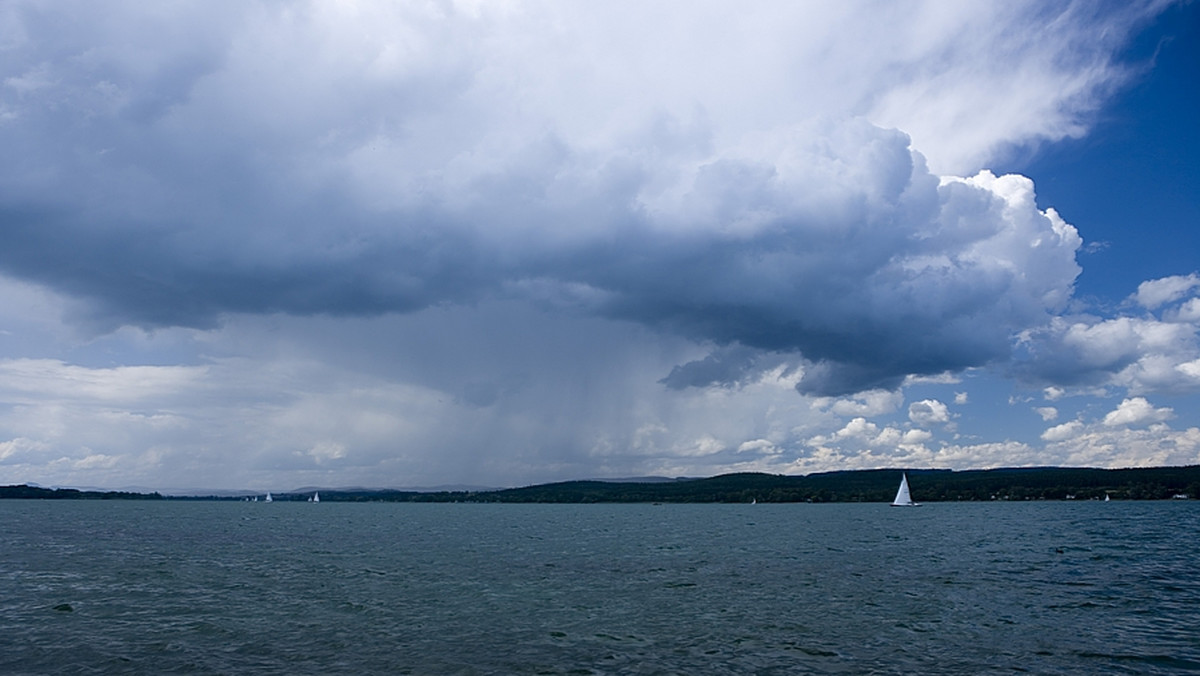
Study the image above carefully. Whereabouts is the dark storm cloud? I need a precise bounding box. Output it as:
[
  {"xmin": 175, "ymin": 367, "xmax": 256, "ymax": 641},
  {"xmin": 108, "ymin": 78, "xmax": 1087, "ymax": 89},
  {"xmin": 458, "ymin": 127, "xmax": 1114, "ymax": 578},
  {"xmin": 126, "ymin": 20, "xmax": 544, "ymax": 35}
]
[
  {"xmin": 0, "ymin": 199, "xmax": 503, "ymax": 333},
  {"xmin": 660, "ymin": 345, "xmax": 787, "ymax": 391},
  {"xmin": 0, "ymin": 101, "xmax": 1081, "ymax": 398},
  {"xmin": 2, "ymin": 0, "xmax": 1167, "ymax": 397}
]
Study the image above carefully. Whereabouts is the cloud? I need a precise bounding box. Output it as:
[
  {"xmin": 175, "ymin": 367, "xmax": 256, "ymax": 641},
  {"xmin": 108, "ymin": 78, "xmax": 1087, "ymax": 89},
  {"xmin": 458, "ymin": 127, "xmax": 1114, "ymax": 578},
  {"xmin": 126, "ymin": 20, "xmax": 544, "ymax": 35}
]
[
  {"xmin": 0, "ymin": 358, "xmax": 206, "ymax": 404},
  {"xmin": 660, "ymin": 345, "xmax": 793, "ymax": 391},
  {"xmin": 0, "ymin": 1, "xmax": 1191, "ymax": 488},
  {"xmin": 0, "ymin": 301, "xmax": 846, "ymax": 488},
  {"xmin": 1013, "ymin": 282, "xmax": 1200, "ymax": 393},
  {"xmin": 1180, "ymin": 359, "xmax": 1200, "ymax": 379},
  {"xmin": 1035, "ymin": 406, "xmax": 1059, "ymax": 421},
  {"xmin": 1133, "ymin": 273, "xmax": 1200, "ymax": 309},
  {"xmin": 1041, "ymin": 420, "xmax": 1083, "ymax": 442},
  {"xmin": 796, "ymin": 414, "xmax": 1200, "ymax": 474},
  {"xmin": 1047, "ymin": 423, "xmax": 1200, "ymax": 468},
  {"xmin": 1168, "ymin": 299, "xmax": 1200, "ymax": 324},
  {"xmin": 902, "ymin": 429, "xmax": 933, "ymax": 445},
  {"xmin": 737, "ymin": 439, "xmax": 780, "ymax": 456},
  {"xmin": 0, "ymin": 437, "xmax": 48, "ymax": 465},
  {"xmin": 908, "ymin": 399, "xmax": 950, "ymax": 427},
  {"xmin": 3, "ymin": 300, "xmax": 1193, "ymax": 488},
  {"xmin": 835, "ymin": 417, "xmax": 882, "ymax": 441},
  {"xmin": 0, "ymin": 0, "xmax": 1166, "ymax": 400},
  {"xmin": 805, "ymin": 415, "xmax": 933, "ymax": 463},
  {"xmin": 813, "ymin": 389, "xmax": 905, "ymax": 418},
  {"xmin": 862, "ymin": 2, "xmax": 1170, "ymax": 175},
  {"xmin": 1102, "ymin": 397, "xmax": 1174, "ymax": 427}
]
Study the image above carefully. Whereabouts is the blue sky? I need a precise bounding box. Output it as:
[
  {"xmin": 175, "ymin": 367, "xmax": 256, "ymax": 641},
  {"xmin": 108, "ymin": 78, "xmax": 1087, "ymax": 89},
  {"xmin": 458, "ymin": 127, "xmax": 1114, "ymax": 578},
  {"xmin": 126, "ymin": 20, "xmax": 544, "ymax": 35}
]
[
  {"xmin": 1002, "ymin": 1, "xmax": 1199, "ymax": 301},
  {"xmin": 1, "ymin": 1, "xmax": 1198, "ymax": 491}
]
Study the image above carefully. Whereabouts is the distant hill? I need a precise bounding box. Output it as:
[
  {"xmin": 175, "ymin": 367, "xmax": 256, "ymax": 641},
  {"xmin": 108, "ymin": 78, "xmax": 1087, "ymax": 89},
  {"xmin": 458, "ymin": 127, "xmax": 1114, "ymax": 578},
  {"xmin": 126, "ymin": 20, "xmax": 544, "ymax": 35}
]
[
  {"xmin": 5, "ymin": 466, "xmax": 1199, "ymax": 502},
  {"xmin": 465, "ymin": 467, "xmax": 1200, "ymax": 503},
  {"xmin": 231, "ymin": 466, "xmax": 1200, "ymax": 503},
  {"xmin": 0, "ymin": 485, "xmax": 163, "ymax": 500}
]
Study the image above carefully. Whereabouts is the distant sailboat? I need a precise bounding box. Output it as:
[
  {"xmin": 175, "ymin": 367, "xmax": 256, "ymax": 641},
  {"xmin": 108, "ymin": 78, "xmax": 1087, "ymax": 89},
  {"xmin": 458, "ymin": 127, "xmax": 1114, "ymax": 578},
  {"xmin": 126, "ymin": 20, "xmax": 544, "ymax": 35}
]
[
  {"xmin": 265, "ymin": 492, "xmax": 273, "ymax": 503},
  {"xmin": 891, "ymin": 473, "xmax": 919, "ymax": 507},
  {"xmin": 310, "ymin": 492, "xmax": 320, "ymax": 503}
]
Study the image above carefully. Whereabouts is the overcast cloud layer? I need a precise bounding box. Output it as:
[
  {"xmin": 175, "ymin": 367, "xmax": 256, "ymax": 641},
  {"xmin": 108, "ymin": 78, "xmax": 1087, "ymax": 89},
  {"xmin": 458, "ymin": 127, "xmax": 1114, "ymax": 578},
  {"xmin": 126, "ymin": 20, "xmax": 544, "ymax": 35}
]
[{"xmin": 2, "ymin": 0, "xmax": 1198, "ymax": 490}]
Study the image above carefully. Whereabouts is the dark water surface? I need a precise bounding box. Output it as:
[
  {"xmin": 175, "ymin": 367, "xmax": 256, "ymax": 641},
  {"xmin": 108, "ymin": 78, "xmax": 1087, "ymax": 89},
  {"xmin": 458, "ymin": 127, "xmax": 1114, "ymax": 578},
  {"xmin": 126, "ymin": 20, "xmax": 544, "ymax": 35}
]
[{"xmin": 2, "ymin": 501, "xmax": 1199, "ymax": 674}]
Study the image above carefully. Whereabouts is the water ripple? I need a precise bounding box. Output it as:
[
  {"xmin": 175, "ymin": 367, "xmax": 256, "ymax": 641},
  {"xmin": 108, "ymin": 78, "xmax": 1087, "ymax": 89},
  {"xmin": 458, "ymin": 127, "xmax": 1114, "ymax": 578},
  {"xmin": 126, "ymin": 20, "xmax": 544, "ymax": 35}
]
[{"xmin": 1, "ymin": 501, "xmax": 1198, "ymax": 674}]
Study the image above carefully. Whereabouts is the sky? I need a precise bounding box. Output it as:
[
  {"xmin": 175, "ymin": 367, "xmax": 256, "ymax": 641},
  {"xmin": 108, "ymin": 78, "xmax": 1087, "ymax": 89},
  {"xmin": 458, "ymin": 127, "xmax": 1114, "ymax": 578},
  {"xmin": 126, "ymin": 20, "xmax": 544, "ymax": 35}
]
[{"xmin": 1, "ymin": 0, "xmax": 1198, "ymax": 492}]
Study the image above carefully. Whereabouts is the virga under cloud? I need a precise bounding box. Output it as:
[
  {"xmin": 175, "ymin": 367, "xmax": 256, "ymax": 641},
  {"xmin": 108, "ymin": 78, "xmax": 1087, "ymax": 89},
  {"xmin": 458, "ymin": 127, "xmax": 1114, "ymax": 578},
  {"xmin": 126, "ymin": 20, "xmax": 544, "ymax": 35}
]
[{"xmin": 0, "ymin": 0, "xmax": 1197, "ymax": 489}]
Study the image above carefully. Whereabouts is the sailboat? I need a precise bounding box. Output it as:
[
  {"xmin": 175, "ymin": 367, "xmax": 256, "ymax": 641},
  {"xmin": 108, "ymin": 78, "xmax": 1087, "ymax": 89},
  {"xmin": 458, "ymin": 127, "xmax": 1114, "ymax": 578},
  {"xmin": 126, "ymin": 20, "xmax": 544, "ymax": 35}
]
[
  {"xmin": 310, "ymin": 492, "xmax": 320, "ymax": 503},
  {"xmin": 891, "ymin": 473, "xmax": 919, "ymax": 506},
  {"xmin": 265, "ymin": 492, "xmax": 273, "ymax": 503}
]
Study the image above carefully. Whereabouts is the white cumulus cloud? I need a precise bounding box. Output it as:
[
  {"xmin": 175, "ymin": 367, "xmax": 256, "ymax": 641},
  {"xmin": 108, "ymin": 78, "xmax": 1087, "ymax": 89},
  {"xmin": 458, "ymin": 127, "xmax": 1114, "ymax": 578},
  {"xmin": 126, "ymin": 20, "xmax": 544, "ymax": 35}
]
[
  {"xmin": 1035, "ymin": 406, "xmax": 1059, "ymax": 421},
  {"xmin": 909, "ymin": 399, "xmax": 951, "ymax": 426},
  {"xmin": 817, "ymin": 390, "xmax": 905, "ymax": 418},
  {"xmin": 1133, "ymin": 273, "xmax": 1200, "ymax": 309},
  {"xmin": 1016, "ymin": 312, "xmax": 1200, "ymax": 394},
  {"xmin": 1102, "ymin": 397, "xmax": 1174, "ymax": 427},
  {"xmin": 1042, "ymin": 420, "xmax": 1084, "ymax": 442}
]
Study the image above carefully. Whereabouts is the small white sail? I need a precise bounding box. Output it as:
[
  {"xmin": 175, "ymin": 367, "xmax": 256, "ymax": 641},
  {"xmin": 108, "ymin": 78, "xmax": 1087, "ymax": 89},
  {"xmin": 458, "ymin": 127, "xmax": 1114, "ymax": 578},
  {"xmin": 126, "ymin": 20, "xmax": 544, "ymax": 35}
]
[
  {"xmin": 265, "ymin": 492, "xmax": 273, "ymax": 502},
  {"xmin": 312, "ymin": 492, "xmax": 320, "ymax": 503},
  {"xmin": 891, "ymin": 473, "xmax": 918, "ymax": 506}
]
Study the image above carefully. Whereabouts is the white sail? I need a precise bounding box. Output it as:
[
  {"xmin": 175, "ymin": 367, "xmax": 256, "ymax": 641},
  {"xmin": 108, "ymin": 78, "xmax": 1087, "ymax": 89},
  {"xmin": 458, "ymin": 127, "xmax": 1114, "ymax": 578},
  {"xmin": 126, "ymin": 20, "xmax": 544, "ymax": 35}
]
[
  {"xmin": 312, "ymin": 492, "xmax": 320, "ymax": 503},
  {"xmin": 891, "ymin": 473, "xmax": 918, "ymax": 506},
  {"xmin": 265, "ymin": 492, "xmax": 273, "ymax": 502}
]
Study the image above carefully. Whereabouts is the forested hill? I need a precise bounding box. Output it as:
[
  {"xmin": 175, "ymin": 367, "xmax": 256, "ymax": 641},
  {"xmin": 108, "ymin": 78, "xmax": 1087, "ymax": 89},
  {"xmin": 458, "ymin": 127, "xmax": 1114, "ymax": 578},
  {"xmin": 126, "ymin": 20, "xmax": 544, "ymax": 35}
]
[
  {"xmin": 4, "ymin": 466, "xmax": 1200, "ymax": 502},
  {"xmin": 0, "ymin": 485, "xmax": 163, "ymax": 500},
  {"xmin": 229, "ymin": 466, "xmax": 1200, "ymax": 502},
  {"xmin": 468, "ymin": 466, "xmax": 1200, "ymax": 503}
]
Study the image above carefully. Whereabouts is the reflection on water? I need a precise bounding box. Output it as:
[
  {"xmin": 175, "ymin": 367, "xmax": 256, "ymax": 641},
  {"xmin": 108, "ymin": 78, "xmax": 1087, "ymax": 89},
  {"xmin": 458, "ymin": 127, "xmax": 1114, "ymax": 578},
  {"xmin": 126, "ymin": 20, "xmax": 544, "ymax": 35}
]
[{"xmin": 2, "ymin": 501, "xmax": 1198, "ymax": 674}]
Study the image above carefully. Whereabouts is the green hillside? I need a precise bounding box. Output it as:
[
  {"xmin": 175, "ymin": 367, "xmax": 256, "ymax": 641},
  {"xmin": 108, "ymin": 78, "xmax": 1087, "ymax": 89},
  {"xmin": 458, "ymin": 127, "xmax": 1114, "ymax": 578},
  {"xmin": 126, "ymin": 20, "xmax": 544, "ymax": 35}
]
[{"xmin": 5, "ymin": 465, "xmax": 1199, "ymax": 502}]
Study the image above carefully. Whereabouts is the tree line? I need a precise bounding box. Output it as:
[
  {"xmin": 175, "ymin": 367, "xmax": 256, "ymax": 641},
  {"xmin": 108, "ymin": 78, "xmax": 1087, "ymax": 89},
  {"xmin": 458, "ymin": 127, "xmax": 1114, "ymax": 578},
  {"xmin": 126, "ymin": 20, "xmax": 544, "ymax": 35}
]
[
  {"xmin": 0, "ymin": 485, "xmax": 163, "ymax": 500},
  {"xmin": 4, "ymin": 465, "xmax": 1199, "ymax": 503}
]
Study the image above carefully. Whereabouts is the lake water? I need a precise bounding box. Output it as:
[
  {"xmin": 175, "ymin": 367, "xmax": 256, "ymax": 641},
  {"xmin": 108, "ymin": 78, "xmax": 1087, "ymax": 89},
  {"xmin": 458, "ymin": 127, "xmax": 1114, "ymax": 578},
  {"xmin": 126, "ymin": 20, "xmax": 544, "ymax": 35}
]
[{"xmin": 2, "ymin": 501, "xmax": 1199, "ymax": 674}]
